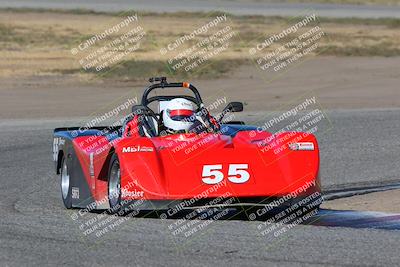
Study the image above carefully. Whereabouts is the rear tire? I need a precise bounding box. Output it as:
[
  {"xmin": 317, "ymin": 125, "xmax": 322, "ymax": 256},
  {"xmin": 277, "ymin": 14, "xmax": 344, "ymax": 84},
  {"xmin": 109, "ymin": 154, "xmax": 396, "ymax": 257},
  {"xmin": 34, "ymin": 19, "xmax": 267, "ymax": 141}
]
[
  {"xmin": 108, "ymin": 153, "xmax": 121, "ymax": 213},
  {"xmin": 60, "ymin": 156, "xmax": 72, "ymax": 209}
]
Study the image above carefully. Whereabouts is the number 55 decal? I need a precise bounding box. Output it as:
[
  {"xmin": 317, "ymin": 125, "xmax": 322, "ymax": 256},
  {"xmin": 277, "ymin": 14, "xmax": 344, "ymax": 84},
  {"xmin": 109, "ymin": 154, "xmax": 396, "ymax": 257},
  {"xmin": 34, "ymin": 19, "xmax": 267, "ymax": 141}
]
[{"xmin": 202, "ymin": 164, "xmax": 250, "ymax": 185}]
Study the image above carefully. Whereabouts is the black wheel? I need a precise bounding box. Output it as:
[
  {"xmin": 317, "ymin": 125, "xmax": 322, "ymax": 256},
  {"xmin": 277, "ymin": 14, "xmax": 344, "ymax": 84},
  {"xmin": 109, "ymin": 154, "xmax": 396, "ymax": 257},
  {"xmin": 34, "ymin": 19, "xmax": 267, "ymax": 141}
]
[
  {"xmin": 108, "ymin": 153, "xmax": 121, "ymax": 213},
  {"xmin": 60, "ymin": 156, "xmax": 72, "ymax": 209}
]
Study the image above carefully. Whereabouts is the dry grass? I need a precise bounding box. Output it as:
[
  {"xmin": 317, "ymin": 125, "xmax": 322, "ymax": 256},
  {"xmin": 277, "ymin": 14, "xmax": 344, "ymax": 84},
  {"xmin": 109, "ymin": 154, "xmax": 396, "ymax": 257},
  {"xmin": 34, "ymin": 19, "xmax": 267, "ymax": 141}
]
[{"xmin": 0, "ymin": 8, "xmax": 399, "ymax": 79}]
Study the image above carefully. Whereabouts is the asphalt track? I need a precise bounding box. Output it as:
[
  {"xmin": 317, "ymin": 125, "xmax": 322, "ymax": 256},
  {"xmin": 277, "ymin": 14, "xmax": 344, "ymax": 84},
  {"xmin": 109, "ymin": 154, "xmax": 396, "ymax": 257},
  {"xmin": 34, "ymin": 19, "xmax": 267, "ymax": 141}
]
[
  {"xmin": 1, "ymin": 0, "xmax": 400, "ymax": 18},
  {"xmin": 1, "ymin": 109, "xmax": 400, "ymax": 266}
]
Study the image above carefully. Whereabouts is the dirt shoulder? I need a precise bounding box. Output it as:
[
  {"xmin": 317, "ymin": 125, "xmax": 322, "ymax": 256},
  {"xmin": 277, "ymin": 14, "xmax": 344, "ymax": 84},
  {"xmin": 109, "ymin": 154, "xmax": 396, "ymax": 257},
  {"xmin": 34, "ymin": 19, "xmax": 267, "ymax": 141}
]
[
  {"xmin": 0, "ymin": 56, "xmax": 399, "ymax": 119},
  {"xmin": 322, "ymin": 189, "xmax": 400, "ymax": 213}
]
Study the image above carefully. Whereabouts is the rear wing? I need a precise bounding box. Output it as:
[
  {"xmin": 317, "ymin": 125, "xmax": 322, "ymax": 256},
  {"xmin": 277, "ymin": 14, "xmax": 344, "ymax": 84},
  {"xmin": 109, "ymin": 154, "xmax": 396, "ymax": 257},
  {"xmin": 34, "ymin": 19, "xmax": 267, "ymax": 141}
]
[{"xmin": 54, "ymin": 126, "xmax": 121, "ymax": 133}]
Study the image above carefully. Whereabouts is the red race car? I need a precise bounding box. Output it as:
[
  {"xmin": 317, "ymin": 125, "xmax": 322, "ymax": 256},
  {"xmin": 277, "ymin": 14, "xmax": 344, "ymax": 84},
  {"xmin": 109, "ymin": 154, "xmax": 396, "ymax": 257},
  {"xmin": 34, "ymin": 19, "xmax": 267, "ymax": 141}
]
[{"xmin": 52, "ymin": 77, "xmax": 321, "ymax": 217}]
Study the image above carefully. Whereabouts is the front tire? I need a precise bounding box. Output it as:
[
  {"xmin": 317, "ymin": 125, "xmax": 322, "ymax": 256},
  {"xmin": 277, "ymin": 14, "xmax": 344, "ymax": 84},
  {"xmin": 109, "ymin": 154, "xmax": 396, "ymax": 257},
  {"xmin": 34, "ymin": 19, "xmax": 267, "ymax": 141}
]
[
  {"xmin": 108, "ymin": 153, "xmax": 121, "ymax": 213},
  {"xmin": 60, "ymin": 156, "xmax": 72, "ymax": 209}
]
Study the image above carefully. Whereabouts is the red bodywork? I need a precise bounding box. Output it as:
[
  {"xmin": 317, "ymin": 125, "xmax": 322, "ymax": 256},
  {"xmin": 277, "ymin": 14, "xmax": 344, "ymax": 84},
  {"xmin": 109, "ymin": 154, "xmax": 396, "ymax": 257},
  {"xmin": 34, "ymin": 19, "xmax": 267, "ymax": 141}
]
[{"xmin": 72, "ymin": 126, "xmax": 320, "ymax": 205}]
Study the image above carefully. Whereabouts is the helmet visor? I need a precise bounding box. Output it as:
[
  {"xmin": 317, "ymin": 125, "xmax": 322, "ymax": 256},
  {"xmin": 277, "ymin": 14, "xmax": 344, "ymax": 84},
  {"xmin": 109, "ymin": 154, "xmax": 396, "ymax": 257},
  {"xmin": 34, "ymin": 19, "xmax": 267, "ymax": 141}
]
[{"xmin": 168, "ymin": 109, "xmax": 195, "ymax": 122}]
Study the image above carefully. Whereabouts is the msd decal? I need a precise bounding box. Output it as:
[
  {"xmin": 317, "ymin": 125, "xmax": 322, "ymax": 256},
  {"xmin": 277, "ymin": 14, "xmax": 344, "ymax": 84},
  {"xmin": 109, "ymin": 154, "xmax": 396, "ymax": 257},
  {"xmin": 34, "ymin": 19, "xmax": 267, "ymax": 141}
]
[{"xmin": 122, "ymin": 146, "xmax": 154, "ymax": 153}]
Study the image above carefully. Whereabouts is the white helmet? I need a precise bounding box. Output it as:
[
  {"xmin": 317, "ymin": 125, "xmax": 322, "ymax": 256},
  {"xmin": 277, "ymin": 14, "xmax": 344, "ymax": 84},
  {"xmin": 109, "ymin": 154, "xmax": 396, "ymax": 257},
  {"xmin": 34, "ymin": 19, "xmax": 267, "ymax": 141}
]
[{"xmin": 163, "ymin": 98, "xmax": 195, "ymax": 132}]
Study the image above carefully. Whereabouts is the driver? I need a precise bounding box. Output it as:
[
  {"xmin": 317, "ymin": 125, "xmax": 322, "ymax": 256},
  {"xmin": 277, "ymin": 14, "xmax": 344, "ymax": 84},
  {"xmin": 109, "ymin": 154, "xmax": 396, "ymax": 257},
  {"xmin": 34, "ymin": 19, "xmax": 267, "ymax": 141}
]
[
  {"xmin": 162, "ymin": 98, "xmax": 196, "ymax": 134},
  {"xmin": 162, "ymin": 98, "xmax": 218, "ymax": 135}
]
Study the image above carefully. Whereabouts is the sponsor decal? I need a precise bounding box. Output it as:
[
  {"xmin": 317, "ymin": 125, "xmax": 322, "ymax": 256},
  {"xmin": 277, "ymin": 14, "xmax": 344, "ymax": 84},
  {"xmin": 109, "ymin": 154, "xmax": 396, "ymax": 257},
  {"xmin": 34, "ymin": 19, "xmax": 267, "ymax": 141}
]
[
  {"xmin": 122, "ymin": 146, "xmax": 154, "ymax": 153},
  {"xmin": 121, "ymin": 188, "xmax": 144, "ymax": 198},
  {"xmin": 289, "ymin": 142, "xmax": 314, "ymax": 151},
  {"xmin": 53, "ymin": 137, "xmax": 65, "ymax": 161},
  {"xmin": 72, "ymin": 187, "xmax": 80, "ymax": 199}
]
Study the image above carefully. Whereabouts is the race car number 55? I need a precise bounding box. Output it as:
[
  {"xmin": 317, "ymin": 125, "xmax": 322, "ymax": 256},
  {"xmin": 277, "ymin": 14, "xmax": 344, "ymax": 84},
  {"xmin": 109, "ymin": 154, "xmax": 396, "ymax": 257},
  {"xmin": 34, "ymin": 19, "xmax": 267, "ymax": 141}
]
[{"xmin": 202, "ymin": 164, "xmax": 250, "ymax": 184}]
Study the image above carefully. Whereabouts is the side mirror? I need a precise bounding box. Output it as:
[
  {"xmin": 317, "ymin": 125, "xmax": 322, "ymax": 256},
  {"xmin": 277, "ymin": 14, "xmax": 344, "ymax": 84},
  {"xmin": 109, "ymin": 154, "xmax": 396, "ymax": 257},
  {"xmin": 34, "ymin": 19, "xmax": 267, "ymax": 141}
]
[
  {"xmin": 223, "ymin": 102, "xmax": 243, "ymax": 113},
  {"xmin": 218, "ymin": 102, "xmax": 244, "ymax": 123}
]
